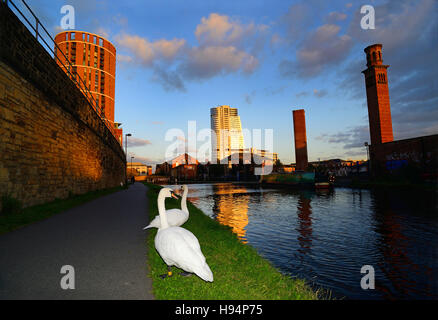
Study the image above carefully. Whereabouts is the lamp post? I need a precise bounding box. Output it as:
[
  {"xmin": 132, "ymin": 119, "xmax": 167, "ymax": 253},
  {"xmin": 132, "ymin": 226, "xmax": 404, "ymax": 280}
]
[
  {"xmin": 364, "ymin": 142, "xmax": 369, "ymax": 161},
  {"xmin": 131, "ymin": 156, "xmax": 134, "ymax": 183},
  {"xmin": 125, "ymin": 133, "xmax": 132, "ymax": 159},
  {"xmin": 125, "ymin": 133, "xmax": 132, "ymax": 186},
  {"xmin": 364, "ymin": 142, "xmax": 370, "ymax": 175}
]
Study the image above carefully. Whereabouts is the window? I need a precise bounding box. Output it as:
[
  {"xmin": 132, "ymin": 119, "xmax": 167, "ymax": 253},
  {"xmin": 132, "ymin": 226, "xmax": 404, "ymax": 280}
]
[
  {"xmin": 71, "ymin": 32, "xmax": 75, "ymax": 40},
  {"xmin": 93, "ymin": 36, "xmax": 97, "ymax": 44},
  {"xmin": 99, "ymin": 38, "xmax": 103, "ymax": 46},
  {"xmin": 82, "ymin": 33, "xmax": 85, "ymax": 41}
]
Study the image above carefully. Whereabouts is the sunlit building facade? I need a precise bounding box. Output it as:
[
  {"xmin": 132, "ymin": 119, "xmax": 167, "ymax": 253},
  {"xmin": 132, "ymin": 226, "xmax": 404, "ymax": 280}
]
[
  {"xmin": 54, "ymin": 31, "xmax": 123, "ymax": 145},
  {"xmin": 210, "ymin": 105, "xmax": 245, "ymax": 162}
]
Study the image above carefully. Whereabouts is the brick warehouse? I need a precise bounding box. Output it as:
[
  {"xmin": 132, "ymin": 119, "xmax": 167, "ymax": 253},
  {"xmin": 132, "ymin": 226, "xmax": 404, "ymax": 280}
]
[
  {"xmin": 362, "ymin": 44, "xmax": 438, "ymax": 177},
  {"xmin": 54, "ymin": 31, "xmax": 123, "ymax": 145}
]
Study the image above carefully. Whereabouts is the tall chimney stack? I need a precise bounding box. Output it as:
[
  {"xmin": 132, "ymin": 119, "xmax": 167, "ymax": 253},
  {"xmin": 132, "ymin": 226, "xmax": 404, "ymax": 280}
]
[{"xmin": 292, "ymin": 109, "xmax": 308, "ymax": 171}]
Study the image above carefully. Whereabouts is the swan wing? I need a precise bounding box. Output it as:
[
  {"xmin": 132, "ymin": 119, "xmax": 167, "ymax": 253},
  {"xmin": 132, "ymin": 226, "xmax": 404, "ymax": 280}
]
[
  {"xmin": 143, "ymin": 215, "xmax": 160, "ymax": 229},
  {"xmin": 155, "ymin": 227, "xmax": 213, "ymax": 282},
  {"xmin": 165, "ymin": 209, "xmax": 189, "ymax": 227},
  {"xmin": 144, "ymin": 209, "xmax": 188, "ymax": 229}
]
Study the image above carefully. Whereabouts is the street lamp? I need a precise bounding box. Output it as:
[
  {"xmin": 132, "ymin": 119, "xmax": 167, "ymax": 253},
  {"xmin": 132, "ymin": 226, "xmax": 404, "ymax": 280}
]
[
  {"xmin": 364, "ymin": 142, "xmax": 369, "ymax": 161},
  {"xmin": 125, "ymin": 133, "xmax": 132, "ymax": 160},
  {"xmin": 131, "ymin": 156, "xmax": 134, "ymax": 183},
  {"xmin": 364, "ymin": 142, "xmax": 371, "ymax": 175}
]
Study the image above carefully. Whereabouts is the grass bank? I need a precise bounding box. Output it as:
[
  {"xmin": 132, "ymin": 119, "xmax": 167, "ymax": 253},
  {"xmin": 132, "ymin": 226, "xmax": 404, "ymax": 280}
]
[
  {"xmin": 0, "ymin": 185, "xmax": 126, "ymax": 235},
  {"xmin": 144, "ymin": 183, "xmax": 321, "ymax": 300}
]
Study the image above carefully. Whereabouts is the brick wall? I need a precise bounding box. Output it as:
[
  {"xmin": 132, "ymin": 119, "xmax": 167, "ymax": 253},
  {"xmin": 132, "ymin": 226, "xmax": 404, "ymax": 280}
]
[
  {"xmin": 0, "ymin": 3, "xmax": 126, "ymax": 208},
  {"xmin": 370, "ymin": 134, "xmax": 438, "ymax": 175}
]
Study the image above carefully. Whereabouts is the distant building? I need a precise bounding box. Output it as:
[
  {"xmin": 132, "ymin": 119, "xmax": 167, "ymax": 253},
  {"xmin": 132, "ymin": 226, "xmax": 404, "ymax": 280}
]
[
  {"xmin": 292, "ymin": 109, "xmax": 309, "ymax": 171},
  {"xmin": 169, "ymin": 153, "xmax": 199, "ymax": 168},
  {"xmin": 247, "ymin": 148, "xmax": 278, "ymax": 164},
  {"xmin": 155, "ymin": 162, "xmax": 171, "ymax": 176},
  {"xmin": 127, "ymin": 162, "xmax": 151, "ymax": 176},
  {"xmin": 211, "ymin": 105, "xmax": 245, "ymax": 162}
]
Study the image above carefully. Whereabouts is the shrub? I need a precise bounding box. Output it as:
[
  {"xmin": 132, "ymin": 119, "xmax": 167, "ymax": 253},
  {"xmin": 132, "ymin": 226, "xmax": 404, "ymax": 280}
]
[{"xmin": 1, "ymin": 195, "xmax": 22, "ymax": 216}]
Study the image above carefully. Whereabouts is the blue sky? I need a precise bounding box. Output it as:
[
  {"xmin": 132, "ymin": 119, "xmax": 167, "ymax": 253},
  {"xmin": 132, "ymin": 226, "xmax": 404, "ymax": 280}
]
[{"xmin": 22, "ymin": 0, "xmax": 438, "ymax": 166}]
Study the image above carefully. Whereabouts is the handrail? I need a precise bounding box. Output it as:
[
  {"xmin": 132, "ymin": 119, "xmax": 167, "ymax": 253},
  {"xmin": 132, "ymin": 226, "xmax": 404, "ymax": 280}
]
[{"xmin": 3, "ymin": 0, "xmax": 119, "ymax": 139}]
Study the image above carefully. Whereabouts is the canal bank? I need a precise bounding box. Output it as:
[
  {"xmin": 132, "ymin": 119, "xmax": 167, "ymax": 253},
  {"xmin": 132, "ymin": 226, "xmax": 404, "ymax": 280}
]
[{"xmin": 143, "ymin": 183, "xmax": 322, "ymax": 300}]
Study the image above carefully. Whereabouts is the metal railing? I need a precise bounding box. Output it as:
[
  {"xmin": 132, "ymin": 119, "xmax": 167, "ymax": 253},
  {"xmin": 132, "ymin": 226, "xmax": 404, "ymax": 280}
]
[{"xmin": 3, "ymin": 0, "xmax": 119, "ymax": 139}]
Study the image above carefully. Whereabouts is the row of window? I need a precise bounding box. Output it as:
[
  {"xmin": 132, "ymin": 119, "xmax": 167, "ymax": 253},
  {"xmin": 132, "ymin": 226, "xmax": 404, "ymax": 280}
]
[
  {"xmin": 377, "ymin": 73, "xmax": 387, "ymax": 84},
  {"xmin": 366, "ymin": 51, "xmax": 382, "ymax": 63},
  {"xmin": 64, "ymin": 42, "xmax": 105, "ymax": 70},
  {"xmin": 66, "ymin": 32, "xmax": 104, "ymax": 47}
]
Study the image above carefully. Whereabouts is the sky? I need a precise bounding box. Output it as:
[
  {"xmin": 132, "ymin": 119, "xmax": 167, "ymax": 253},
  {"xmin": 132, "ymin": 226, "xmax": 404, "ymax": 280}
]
[{"xmin": 19, "ymin": 0, "xmax": 438, "ymax": 167}]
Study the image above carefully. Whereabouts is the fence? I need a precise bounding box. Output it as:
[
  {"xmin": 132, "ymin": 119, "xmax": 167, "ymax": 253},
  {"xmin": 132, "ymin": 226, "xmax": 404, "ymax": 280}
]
[{"xmin": 3, "ymin": 0, "xmax": 119, "ymax": 139}]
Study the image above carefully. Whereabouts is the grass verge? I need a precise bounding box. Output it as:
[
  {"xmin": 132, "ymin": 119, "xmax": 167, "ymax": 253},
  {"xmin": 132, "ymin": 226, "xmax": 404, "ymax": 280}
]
[
  {"xmin": 0, "ymin": 185, "xmax": 126, "ymax": 235},
  {"xmin": 145, "ymin": 182, "xmax": 321, "ymax": 300}
]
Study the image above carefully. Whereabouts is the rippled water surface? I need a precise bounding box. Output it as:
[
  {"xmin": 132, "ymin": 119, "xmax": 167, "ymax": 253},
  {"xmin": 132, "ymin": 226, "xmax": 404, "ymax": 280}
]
[{"xmin": 166, "ymin": 183, "xmax": 438, "ymax": 299}]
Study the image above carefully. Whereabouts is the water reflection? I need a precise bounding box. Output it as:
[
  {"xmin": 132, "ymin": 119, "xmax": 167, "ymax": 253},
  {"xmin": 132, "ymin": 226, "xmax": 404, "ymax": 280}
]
[
  {"xmin": 296, "ymin": 192, "xmax": 313, "ymax": 258},
  {"xmin": 372, "ymin": 190, "xmax": 438, "ymax": 299},
  {"xmin": 167, "ymin": 183, "xmax": 438, "ymax": 299},
  {"xmin": 211, "ymin": 184, "xmax": 249, "ymax": 243}
]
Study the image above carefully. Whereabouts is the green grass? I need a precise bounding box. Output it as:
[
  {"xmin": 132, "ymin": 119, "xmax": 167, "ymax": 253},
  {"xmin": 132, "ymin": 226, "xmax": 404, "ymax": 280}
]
[
  {"xmin": 144, "ymin": 183, "xmax": 322, "ymax": 300},
  {"xmin": 0, "ymin": 185, "xmax": 125, "ymax": 235}
]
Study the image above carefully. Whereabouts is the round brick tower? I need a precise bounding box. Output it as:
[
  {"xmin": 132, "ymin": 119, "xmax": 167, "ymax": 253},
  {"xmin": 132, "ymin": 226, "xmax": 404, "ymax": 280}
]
[{"xmin": 54, "ymin": 31, "xmax": 122, "ymax": 145}]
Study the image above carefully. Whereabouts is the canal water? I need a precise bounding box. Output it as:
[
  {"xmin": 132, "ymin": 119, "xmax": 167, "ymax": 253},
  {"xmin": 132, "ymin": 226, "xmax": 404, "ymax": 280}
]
[{"xmin": 169, "ymin": 183, "xmax": 438, "ymax": 300}]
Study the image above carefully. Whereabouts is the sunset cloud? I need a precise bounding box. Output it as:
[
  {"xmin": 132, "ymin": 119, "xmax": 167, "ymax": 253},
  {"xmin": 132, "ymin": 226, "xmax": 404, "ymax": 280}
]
[
  {"xmin": 115, "ymin": 13, "xmax": 265, "ymax": 90},
  {"xmin": 115, "ymin": 34, "xmax": 186, "ymax": 66}
]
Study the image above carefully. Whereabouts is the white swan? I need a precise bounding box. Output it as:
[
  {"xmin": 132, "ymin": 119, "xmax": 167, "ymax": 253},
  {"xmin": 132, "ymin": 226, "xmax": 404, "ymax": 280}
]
[
  {"xmin": 143, "ymin": 185, "xmax": 189, "ymax": 229},
  {"xmin": 153, "ymin": 187, "xmax": 213, "ymax": 282}
]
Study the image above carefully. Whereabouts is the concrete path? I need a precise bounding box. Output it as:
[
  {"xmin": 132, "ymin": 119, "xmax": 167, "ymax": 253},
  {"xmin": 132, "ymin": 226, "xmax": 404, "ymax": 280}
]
[{"xmin": 0, "ymin": 182, "xmax": 154, "ymax": 299}]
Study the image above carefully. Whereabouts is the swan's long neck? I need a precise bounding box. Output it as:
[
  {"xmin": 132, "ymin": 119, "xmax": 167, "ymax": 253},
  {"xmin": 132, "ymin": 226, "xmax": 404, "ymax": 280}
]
[
  {"xmin": 181, "ymin": 186, "xmax": 188, "ymax": 214},
  {"xmin": 157, "ymin": 191, "xmax": 169, "ymax": 229}
]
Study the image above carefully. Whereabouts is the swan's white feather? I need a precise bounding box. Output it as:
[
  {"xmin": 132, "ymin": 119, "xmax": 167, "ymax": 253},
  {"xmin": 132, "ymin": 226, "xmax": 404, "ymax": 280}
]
[
  {"xmin": 143, "ymin": 185, "xmax": 189, "ymax": 229},
  {"xmin": 155, "ymin": 226, "xmax": 213, "ymax": 282},
  {"xmin": 152, "ymin": 187, "xmax": 213, "ymax": 282},
  {"xmin": 144, "ymin": 208, "xmax": 188, "ymax": 229}
]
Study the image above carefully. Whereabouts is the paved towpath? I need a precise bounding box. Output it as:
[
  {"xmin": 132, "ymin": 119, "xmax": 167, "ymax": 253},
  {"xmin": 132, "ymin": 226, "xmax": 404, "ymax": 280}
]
[{"xmin": 0, "ymin": 182, "xmax": 154, "ymax": 299}]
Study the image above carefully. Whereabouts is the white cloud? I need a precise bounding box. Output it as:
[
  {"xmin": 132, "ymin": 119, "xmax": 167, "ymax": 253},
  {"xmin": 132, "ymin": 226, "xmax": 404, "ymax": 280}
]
[
  {"xmin": 115, "ymin": 13, "xmax": 266, "ymax": 90},
  {"xmin": 127, "ymin": 137, "xmax": 152, "ymax": 148},
  {"xmin": 181, "ymin": 45, "xmax": 258, "ymax": 79},
  {"xmin": 115, "ymin": 34, "xmax": 186, "ymax": 66}
]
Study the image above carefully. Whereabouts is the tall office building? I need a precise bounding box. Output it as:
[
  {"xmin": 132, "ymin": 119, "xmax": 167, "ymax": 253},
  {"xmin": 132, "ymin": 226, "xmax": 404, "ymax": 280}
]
[
  {"xmin": 362, "ymin": 44, "xmax": 394, "ymax": 146},
  {"xmin": 54, "ymin": 31, "xmax": 122, "ymax": 145},
  {"xmin": 210, "ymin": 105, "xmax": 245, "ymax": 162}
]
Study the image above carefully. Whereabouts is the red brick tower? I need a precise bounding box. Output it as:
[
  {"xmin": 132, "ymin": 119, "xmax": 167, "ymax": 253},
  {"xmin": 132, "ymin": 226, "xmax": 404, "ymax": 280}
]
[
  {"xmin": 292, "ymin": 109, "xmax": 308, "ymax": 171},
  {"xmin": 362, "ymin": 44, "xmax": 394, "ymax": 146},
  {"xmin": 54, "ymin": 31, "xmax": 123, "ymax": 145}
]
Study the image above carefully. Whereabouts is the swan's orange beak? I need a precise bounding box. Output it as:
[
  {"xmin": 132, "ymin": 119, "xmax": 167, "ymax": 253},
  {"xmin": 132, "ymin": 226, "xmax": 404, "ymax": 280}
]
[{"xmin": 171, "ymin": 192, "xmax": 178, "ymax": 199}]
